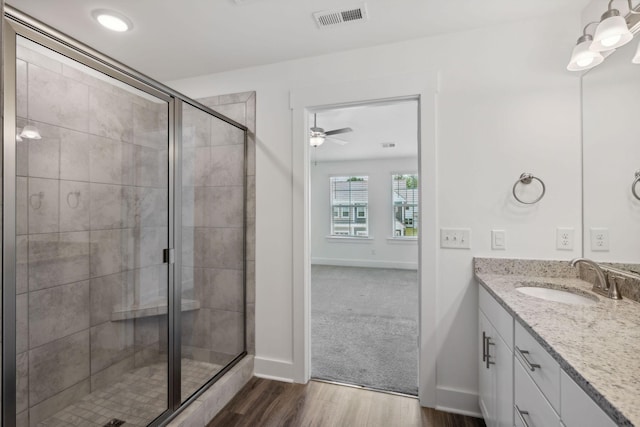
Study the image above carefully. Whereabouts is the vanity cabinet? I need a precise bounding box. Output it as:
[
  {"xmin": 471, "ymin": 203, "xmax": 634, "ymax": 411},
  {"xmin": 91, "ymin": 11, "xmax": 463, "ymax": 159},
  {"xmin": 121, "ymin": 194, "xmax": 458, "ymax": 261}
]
[
  {"xmin": 514, "ymin": 360, "xmax": 559, "ymax": 427},
  {"xmin": 478, "ymin": 285, "xmax": 618, "ymax": 427},
  {"xmin": 514, "ymin": 322, "xmax": 560, "ymax": 413},
  {"xmin": 478, "ymin": 287, "xmax": 513, "ymax": 427}
]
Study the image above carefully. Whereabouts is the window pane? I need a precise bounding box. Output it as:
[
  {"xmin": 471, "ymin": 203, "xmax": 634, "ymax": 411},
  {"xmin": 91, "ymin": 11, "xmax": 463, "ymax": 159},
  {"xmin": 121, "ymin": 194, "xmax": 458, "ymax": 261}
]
[
  {"xmin": 392, "ymin": 174, "xmax": 419, "ymax": 237},
  {"xmin": 330, "ymin": 176, "xmax": 368, "ymax": 237}
]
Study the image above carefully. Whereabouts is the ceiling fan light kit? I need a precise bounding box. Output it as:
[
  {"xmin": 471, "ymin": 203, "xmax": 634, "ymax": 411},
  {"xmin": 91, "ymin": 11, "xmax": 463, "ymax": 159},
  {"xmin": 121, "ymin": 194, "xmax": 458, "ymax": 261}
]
[
  {"xmin": 309, "ymin": 113, "xmax": 353, "ymax": 147},
  {"xmin": 310, "ymin": 135, "xmax": 325, "ymax": 147}
]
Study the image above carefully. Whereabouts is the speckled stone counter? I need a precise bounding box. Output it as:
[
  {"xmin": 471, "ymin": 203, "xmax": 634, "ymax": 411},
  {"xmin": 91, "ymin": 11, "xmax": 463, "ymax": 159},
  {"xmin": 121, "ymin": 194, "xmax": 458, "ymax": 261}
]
[{"xmin": 474, "ymin": 258, "xmax": 640, "ymax": 427}]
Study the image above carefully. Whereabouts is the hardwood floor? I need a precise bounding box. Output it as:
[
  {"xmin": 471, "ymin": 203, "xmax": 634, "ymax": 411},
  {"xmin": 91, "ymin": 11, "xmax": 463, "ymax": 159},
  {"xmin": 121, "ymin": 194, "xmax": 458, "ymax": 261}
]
[{"xmin": 208, "ymin": 378, "xmax": 486, "ymax": 427}]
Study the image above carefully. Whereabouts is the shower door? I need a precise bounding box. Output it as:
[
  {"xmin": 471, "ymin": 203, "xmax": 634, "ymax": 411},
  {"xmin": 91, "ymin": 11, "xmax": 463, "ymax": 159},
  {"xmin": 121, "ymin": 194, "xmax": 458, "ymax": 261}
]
[
  {"xmin": 3, "ymin": 9, "xmax": 248, "ymax": 427},
  {"xmin": 7, "ymin": 33, "xmax": 172, "ymax": 426},
  {"xmin": 179, "ymin": 103, "xmax": 246, "ymax": 403}
]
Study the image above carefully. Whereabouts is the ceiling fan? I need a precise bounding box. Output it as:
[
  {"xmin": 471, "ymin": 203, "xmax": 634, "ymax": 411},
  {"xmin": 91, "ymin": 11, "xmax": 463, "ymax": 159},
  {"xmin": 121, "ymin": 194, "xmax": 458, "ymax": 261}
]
[{"xmin": 310, "ymin": 113, "xmax": 353, "ymax": 147}]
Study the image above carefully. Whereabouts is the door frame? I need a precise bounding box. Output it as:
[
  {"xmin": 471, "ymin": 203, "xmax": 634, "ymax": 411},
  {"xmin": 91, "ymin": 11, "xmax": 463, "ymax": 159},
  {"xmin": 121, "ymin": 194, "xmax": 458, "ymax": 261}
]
[{"xmin": 290, "ymin": 72, "xmax": 439, "ymax": 407}]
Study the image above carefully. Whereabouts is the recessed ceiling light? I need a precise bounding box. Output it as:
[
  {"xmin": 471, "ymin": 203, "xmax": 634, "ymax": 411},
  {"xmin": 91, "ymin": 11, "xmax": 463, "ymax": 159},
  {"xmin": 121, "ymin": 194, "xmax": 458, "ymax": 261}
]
[{"xmin": 92, "ymin": 9, "xmax": 133, "ymax": 32}]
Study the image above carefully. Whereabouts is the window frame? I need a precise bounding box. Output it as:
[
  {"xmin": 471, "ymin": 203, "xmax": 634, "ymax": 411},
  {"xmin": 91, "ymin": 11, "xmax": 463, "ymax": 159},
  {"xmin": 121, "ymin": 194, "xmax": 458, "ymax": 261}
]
[{"xmin": 329, "ymin": 175, "xmax": 369, "ymax": 238}]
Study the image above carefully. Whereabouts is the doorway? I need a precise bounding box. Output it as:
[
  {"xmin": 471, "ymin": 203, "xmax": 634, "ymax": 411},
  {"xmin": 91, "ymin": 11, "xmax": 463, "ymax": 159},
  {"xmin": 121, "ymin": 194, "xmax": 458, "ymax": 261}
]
[{"xmin": 308, "ymin": 99, "xmax": 420, "ymax": 395}]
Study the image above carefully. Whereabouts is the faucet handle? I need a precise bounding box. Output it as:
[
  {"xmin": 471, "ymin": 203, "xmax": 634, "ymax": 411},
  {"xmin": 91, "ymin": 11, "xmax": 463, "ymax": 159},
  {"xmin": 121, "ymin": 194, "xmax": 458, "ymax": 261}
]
[{"xmin": 606, "ymin": 273, "xmax": 624, "ymax": 300}]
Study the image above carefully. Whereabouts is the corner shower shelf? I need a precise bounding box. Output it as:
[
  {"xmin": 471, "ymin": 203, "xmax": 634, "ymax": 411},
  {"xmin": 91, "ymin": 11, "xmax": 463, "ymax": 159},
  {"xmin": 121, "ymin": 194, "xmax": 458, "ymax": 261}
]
[{"xmin": 111, "ymin": 299, "xmax": 200, "ymax": 321}]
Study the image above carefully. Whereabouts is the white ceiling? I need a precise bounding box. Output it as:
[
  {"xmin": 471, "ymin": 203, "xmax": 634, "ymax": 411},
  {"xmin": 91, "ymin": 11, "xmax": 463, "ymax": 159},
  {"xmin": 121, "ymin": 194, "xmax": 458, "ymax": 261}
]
[
  {"xmin": 8, "ymin": 0, "xmax": 590, "ymax": 82},
  {"xmin": 311, "ymin": 99, "xmax": 418, "ymax": 163}
]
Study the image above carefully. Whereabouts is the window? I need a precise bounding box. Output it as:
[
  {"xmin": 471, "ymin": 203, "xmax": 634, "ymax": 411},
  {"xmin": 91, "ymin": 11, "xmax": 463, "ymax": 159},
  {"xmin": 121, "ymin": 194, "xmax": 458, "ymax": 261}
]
[
  {"xmin": 392, "ymin": 174, "xmax": 419, "ymax": 237},
  {"xmin": 330, "ymin": 176, "xmax": 369, "ymax": 237}
]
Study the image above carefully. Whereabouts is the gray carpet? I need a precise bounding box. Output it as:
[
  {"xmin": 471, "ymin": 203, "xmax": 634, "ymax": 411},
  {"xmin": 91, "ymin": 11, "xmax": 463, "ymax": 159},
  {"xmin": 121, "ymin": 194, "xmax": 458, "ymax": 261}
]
[{"xmin": 311, "ymin": 265, "xmax": 418, "ymax": 395}]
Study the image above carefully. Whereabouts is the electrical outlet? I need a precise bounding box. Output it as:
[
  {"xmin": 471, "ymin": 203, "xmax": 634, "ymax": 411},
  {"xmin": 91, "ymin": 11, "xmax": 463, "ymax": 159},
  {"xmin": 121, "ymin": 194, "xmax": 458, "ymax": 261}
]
[
  {"xmin": 556, "ymin": 227, "xmax": 574, "ymax": 250},
  {"xmin": 590, "ymin": 228, "xmax": 609, "ymax": 251},
  {"xmin": 491, "ymin": 230, "xmax": 506, "ymax": 250},
  {"xmin": 440, "ymin": 228, "xmax": 471, "ymax": 249}
]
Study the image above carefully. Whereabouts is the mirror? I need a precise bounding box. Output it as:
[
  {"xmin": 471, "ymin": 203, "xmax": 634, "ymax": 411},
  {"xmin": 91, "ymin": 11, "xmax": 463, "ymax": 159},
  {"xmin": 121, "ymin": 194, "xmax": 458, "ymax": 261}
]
[{"xmin": 582, "ymin": 37, "xmax": 640, "ymax": 274}]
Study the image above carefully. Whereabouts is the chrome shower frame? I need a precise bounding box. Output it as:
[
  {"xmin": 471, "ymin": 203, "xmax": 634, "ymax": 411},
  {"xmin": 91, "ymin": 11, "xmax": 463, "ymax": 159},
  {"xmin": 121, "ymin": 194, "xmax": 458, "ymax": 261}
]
[{"xmin": 2, "ymin": 7, "xmax": 248, "ymax": 426}]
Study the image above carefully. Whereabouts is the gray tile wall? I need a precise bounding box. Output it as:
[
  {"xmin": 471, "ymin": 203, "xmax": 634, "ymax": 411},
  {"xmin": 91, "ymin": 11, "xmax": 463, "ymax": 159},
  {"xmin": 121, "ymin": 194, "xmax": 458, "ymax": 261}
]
[
  {"xmin": 16, "ymin": 43, "xmax": 169, "ymax": 426},
  {"xmin": 197, "ymin": 92, "xmax": 256, "ymax": 358}
]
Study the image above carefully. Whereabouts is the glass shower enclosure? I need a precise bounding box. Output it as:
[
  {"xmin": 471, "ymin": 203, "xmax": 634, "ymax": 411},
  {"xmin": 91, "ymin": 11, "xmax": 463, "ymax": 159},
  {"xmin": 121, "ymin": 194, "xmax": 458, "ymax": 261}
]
[{"xmin": 3, "ymin": 9, "xmax": 247, "ymax": 427}]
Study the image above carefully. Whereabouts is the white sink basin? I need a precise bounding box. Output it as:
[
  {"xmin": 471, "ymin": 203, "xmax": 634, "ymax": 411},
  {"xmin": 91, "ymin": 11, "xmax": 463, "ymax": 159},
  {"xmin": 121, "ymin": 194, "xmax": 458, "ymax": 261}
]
[{"xmin": 516, "ymin": 286, "xmax": 598, "ymax": 305}]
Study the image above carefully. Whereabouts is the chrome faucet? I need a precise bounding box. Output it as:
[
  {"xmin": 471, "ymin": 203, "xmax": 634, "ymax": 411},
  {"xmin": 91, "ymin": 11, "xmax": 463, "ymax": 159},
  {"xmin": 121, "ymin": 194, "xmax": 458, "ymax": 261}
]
[{"xmin": 570, "ymin": 258, "xmax": 622, "ymax": 300}]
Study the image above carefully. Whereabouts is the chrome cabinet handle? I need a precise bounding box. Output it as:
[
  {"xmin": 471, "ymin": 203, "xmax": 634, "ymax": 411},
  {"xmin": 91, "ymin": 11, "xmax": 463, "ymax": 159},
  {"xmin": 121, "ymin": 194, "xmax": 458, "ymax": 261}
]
[
  {"xmin": 516, "ymin": 346, "xmax": 541, "ymax": 372},
  {"xmin": 485, "ymin": 337, "xmax": 495, "ymax": 369},
  {"xmin": 515, "ymin": 404, "xmax": 531, "ymax": 427},
  {"xmin": 482, "ymin": 331, "xmax": 487, "ymax": 362}
]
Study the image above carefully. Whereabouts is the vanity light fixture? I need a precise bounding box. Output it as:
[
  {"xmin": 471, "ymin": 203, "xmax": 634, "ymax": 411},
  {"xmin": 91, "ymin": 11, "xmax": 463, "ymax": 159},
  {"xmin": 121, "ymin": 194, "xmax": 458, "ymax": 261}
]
[
  {"xmin": 568, "ymin": 0, "xmax": 640, "ymax": 71},
  {"xmin": 92, "ymin": 9, "xmax": 133, "ymax": 32},
  {"xmin": 567, "ymin": 24, "xmax": 604, "ymax": 71}
]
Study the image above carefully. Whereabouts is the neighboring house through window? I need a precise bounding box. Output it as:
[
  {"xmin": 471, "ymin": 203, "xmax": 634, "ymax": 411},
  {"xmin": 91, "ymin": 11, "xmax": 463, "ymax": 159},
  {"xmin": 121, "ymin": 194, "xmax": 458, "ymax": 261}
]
[
  {"xmin": 330, "ymin": 176, "xmax": 369, "ymax": 237},
  {"xmin": 392, "ymin": 174, "xmax": 419, "ymax": 237}
]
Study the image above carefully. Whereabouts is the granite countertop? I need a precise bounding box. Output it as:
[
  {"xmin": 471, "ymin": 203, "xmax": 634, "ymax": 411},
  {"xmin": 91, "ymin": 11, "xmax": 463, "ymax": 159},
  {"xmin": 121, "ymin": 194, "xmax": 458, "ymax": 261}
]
[{"xmin": 474, "ymin": 258, "xmax": 640, "ymax": 427}]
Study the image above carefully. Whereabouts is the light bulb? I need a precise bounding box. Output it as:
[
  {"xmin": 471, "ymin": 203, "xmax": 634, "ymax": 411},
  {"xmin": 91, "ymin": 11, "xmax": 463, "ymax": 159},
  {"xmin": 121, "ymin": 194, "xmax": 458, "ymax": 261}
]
[
  {"xmin": 601, "ymin": 34, "xmax": 621, "ymax": 47},
  {"xmin": 576, "ymin": 57, "xmax": 594, "ymax": 67}
]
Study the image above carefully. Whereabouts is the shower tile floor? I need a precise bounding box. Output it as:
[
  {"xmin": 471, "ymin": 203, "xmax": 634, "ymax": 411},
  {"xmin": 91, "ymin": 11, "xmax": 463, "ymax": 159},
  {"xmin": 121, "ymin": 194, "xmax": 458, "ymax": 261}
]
[{"xmin": 40, "ymin": 358, "xmax": 221, "ymax": 427}]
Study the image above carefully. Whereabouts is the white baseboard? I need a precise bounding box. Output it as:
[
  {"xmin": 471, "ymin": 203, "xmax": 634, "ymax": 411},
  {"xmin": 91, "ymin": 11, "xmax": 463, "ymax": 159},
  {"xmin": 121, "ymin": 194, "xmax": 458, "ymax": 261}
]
[
  {"xmin": 311, "ymin": 257, "xmax": 418, "ymax": 270},
  {"xmin": 436, "ymin": 386, "xmax": 482, "ymax": 418},
  {"xmin": 254, "ymin": 356, "xmax": 295, "ymax": 383}
]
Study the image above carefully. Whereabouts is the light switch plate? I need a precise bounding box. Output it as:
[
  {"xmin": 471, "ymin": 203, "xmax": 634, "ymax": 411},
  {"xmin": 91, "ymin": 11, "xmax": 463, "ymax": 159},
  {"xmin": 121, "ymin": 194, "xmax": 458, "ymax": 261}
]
[
  {"xmin": 440, "ymin": 228, "xmax": 471, "ymax": 249},
  {"xmin": 590, "ymin": 228, "xmax": 609, "ymax": 252},
  {"xmin": 492, "ymin": 230, "xmax": 506, "ymax": 250}
]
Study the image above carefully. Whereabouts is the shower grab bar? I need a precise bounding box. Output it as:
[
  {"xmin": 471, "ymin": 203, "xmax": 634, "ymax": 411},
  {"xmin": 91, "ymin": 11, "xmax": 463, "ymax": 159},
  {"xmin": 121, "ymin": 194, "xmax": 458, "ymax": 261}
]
[{"xmin": 512, "ymin": 173, "xmax": 546, "ymax": 205}]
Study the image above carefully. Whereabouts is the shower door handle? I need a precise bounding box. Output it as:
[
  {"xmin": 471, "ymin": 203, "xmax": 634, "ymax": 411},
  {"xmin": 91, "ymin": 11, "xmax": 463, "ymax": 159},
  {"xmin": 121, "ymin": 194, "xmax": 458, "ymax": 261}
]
[{"xmin": 163, "ymin": 248, "xmax": 175, "ymax": 264}]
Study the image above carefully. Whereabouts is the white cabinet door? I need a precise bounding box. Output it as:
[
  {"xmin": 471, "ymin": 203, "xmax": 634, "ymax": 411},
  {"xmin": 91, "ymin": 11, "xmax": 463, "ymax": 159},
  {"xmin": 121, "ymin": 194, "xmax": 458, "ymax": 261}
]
[
  {"xmin": 493, "ymin": 332, "xmax": 513, "ymax": 427},
  {"xmin": 560, "ymin": 371, "xmax": 616, "ymax": 427},
  {"xmin": 479, "ymin": 311, "xmax": 495, "ymax": 426}
]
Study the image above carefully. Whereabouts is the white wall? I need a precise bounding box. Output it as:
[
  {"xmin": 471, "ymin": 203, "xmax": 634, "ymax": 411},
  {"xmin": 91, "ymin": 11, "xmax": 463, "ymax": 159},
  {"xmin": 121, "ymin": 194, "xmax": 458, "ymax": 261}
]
[
  {"xmin": 167, "ymin": 11, "xmax": 583, "ymax": 414},
  {"xmin": 310, "ymin": 157, "xmax": 419, "ymax": 269}
]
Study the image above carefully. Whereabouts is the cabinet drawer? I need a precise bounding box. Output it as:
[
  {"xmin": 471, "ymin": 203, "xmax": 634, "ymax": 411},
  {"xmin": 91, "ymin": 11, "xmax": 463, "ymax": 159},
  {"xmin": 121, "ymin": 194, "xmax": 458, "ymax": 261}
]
[
  {"xmin": 560, "ymin": 371, "xmax": 616, "ymax": 427},
  {"xmin": 515, "ymin": 361, "xmax": 560, "ymax": 427},
  {"xmin": 515, "ymin": 321, "xmax": 560, "ymax": 412},
  {"xmin": 479, "ymin": 285, "xmax": 513, "ymax": 350}
]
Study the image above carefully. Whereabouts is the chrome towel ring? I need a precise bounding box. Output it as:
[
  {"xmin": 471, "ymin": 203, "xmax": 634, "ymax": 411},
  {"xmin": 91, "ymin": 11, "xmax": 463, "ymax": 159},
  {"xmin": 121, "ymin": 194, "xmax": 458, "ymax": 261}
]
[
  {"xmin": 512, "ymin": 173, "xmax": 546, "ymax": 205},
  {"xmin": 632, "ymin": 170, "xmax": 640, "ymax": 201}
]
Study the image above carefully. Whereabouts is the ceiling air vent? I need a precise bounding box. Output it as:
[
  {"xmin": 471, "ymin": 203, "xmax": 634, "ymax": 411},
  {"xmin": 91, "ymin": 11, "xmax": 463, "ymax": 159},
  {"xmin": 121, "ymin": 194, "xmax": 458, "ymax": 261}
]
[{"xmin": 313, "ymin": 4, "xmax": 368, "ymax": 29}]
